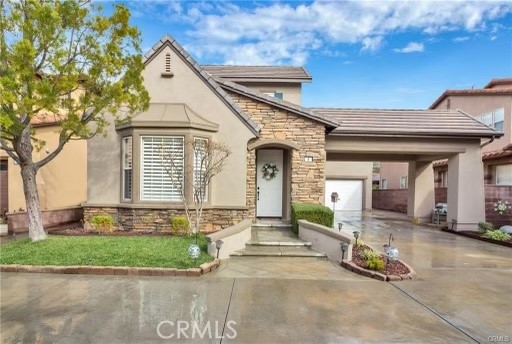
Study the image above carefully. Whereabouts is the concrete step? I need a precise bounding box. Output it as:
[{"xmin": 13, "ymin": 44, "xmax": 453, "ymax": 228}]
[
  {"xmin": 246, "ymin": 241, "xmax": 312, "ymax": 247},
  {"xmin": 230, "ymin": 246, "xmax": 327, "ymax": 258},
  {"xmin": 252, "ymin": 223, "xmax": 293, "ymax": 230}
]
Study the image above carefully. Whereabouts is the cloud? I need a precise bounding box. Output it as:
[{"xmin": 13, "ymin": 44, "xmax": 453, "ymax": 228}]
[
  {"xmin": 361, "ymin": 36, "xmax": 385, "ymax": 53},
  {"xmin": 393, "ymin": 42, "xmax": 425, "ymax": 53},
  {"xmin": 130, "ymin": 1, "xmax": 512, "ymax": 65},
  {"xmin": 453, "ymin": 36, "xmax": 470, "ymax": 42}
]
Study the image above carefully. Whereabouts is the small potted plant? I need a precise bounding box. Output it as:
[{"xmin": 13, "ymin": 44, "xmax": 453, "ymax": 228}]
[{"xmin": 0, "ymin": 217, "xmax": 8, "ymax": 236}]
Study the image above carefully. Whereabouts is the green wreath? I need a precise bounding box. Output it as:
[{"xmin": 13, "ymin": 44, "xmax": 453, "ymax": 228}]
[{"xmin": 262, "ymin": 163, "xmax": 279, "ymax": 180}]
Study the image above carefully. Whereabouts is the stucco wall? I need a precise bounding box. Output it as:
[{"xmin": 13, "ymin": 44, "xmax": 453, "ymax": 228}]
[
  {"xmin": 325, "ymin": 161, "xmax": 373, "ymax": 209},
  {"xmin": 6, "ymin": 126, "xmax": 86, "ymax": 212},
  {"xmin": 378, "ymin": 162, "xmax": 409, "ymax": 190},
  {"xmin": 86, "ymin": 44, "xmax": 255, "ymax": 208},
  {"xmin": 228, "ymin": 91, "xmax": 326, "ymax": 219},
  {"xmin": 434, "ymin": 95, "xmax": 512, "ymax": 153}
]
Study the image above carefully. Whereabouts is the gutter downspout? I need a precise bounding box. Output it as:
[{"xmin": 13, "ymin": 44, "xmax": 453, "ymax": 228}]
[{"xmin": 481, "ymin": 136, "xmax": 495, "ymax": 148}]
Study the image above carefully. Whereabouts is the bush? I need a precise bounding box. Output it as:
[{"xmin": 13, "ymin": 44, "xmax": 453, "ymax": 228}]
[
  {"xmin": 360, "ymin": 249, "xmax": 381, "ymax": 261},
  {"xmin": 483, "ymin": 230, "xmax": 511, "ymax": 242},
  {"xmin": 90, "ymin": 215, "xmax": 114, "ymax": 233},
  {"xmin": 171, "ymin": 216, "xmax": 189, "ymax": 233},
  {"xmin": 291, "ymin": 203, "xmax": 334, "ymax": 234},
  {"xmin": 366, "ymin": 257, "xmax": 385, "ymax": 272},
  {"xmin": 477, "ymin": 221, "xmax": 494, "ymax": 233}
]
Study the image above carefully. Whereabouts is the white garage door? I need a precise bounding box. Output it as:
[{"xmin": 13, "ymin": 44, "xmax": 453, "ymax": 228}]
[{"xmin": 324, "ymin": 180, "xmax": 363, "ymax": 211}]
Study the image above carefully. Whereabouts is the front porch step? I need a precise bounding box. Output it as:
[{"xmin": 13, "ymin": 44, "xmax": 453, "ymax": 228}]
[
  {"xmin": 230, "ymin": 246, "xmax": 327, "ymax": 258},
  {"xmin": 246, "ymin": 241, "xmax": 312, "ymax": 247}
]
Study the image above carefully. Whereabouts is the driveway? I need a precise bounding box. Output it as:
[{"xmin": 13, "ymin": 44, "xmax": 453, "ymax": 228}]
[{"xmin": 1, "ymin": 211, "xmax": 511, "ymax": 343}]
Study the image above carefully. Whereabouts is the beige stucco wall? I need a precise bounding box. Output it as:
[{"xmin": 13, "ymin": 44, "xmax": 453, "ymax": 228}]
[
  {"xmin": 5, "ymin": 126, "xmax": 87, "ymax": 212},
  {"xmin": 86, "ymin": 44, "xmax": 255, "ymax": 208},
  {"xmin": 325, "ymin": 161, "xmax": 373, "ymax": 209},
  {"xmin": 434, "ymin": 95, "xmax": 512, "ymax": 153},
  {"xmin": 235, "ymin": 82, "xmax": 302, "ymax": 105},
  {"xmin": 379, "ymin": 162, "xmax": 409, "ymax": 189}
]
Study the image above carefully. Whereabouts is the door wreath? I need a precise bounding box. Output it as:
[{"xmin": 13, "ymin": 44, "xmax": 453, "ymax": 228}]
[{"xmin": 262, "ymin": 163, "xmax": 279, "ymax": 180}]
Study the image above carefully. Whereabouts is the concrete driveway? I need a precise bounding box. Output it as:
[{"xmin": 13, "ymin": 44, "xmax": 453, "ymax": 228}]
[{"xmin": 1, "ymin": 211, "xmax": 511, "ymax": 343}]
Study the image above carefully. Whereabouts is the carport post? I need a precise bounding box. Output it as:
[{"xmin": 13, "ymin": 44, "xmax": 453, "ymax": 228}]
[{"xmin": 407, "ymin": 161, "xmax": 435, "ymax": 224}]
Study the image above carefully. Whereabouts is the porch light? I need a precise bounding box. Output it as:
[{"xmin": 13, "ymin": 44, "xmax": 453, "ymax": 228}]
[
  {"xmin": 215, "ymin": 239, "xmax": 224, "ymax": 259},
  {"xmin": 352, "ymin": 230, "xmax": 360, "ymax": 246},
  {"xmin": 338, "ymin": 222, "xmax": 343, "ymax": 231},
  {"xmin": 340, "ymin": 242, "xmax": 349, "ymax": 261}
]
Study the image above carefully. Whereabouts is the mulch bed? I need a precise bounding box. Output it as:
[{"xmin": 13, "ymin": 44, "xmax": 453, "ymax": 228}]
[
  {"xmin": 441, "ymin": 228, "xmax": 512, "ymax": 248},
  {"xmin": 352, "ymin": 244, "xmax": 410, "ymax": 276}
]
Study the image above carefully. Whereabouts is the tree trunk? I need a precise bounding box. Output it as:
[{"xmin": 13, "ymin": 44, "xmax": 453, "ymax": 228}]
[{"xmin": 20, "ymin": 164, "xmax": 46, "ymax": 241}]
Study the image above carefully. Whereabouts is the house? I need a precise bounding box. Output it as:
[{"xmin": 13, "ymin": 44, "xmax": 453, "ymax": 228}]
[
  {"xmin": 0, "ymin": 119, "xmax": 87, "ymax": 226},
  {"xmin": 83, "ymin": 34, "xmax": 500, "ymax": 231}
]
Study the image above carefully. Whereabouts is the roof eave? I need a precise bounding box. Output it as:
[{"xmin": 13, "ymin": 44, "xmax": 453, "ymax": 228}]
[{"xmin": 327, "ymin": 131, "xmax": 503, "ymax": 139}]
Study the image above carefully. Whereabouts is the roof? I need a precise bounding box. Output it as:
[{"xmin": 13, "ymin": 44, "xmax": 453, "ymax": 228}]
[
  {"xmin": 429, "ymin": 86, "xmax": 512, "ymax": 109},
  {"xmin": 312, "ymin": 108, "xmax": 503, "ymax": 139},
  {"xmin": 116, "ymin": 103, "xmax": 219, "ymax": 132},
  {"xmin": 201, "ymin": 65, "xmax": 312, "ymax": 83},
  {"xmin": 434, "ymin": 145, "xmax": 512, "ymax": 167},
  {"xmin": 484, "ymin": 78, "xmax": 512, "ymax": 89},
  {"xmin": 216, "ymin": 79, "xmax": 339, "ymax": 129},
  {"xmin": 142, "ymin": 34, "xmax": 260, "ymax": 136}
]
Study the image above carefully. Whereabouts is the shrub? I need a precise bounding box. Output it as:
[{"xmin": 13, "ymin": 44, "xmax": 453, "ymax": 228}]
[
  {"xmin": 291, "ymin": 203, "xmax": 334, "ymax": 234},
  {"xmin": 171, "ymin": 216, "xmax": 189, "ymax": 233},
  {"xmin": 360, "ymin": 249, "xmax": 381, "ymax": 261},
  {"xmin": 483, "ymin": 230, "xmax": 511, "ymax": 242},
  {"xmin": 477, "ymin": 221, "xmax": 494, "ymax": 233},
  {"xmin": 90, "ymin": 215, "xmax": 114, "ymax": 233},
  {"xmin": 366, "ymin": 257, "xmax": 385, "ymax": 272}
]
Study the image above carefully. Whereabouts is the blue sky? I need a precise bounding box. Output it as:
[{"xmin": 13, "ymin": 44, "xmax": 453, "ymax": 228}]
[{"xmin": 120, "ymin": 1, "xmax": 511, "ymax": 109}]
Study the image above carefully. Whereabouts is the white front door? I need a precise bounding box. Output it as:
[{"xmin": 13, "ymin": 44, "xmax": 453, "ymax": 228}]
[{"xmin": 257, "ymin": 149, "xmax": 283, "ymax": 217}]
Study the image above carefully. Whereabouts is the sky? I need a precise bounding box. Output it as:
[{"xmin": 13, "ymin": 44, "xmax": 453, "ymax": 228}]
[{"xmin": 118, "ymin": 0, "xmax": 512, "ymax": 109}]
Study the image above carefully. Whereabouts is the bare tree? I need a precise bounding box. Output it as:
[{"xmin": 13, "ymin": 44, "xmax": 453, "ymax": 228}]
[{"xmin": 160, "ymin": 139, "xmax": 231, "ymax": 236}]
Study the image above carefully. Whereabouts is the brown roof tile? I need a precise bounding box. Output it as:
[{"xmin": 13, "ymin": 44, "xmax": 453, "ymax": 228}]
[
  {"xmin": 312, "ymin": 108, "xmax": 502, "ymax": 139},
  {"xmin": 429, "ymin": 87, "xmax": 512, "ymax": 109},
  {"xmin": 202, "ymin": 65, "xmax": 312, "ymax": 82},
  {"xmin": 484, "ymin": 78, "xmax": 512, "ymax": 89}
]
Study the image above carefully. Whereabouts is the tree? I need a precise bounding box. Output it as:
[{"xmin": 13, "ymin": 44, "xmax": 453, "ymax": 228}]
[
  {"xmin": 160, "ymin": 139, "xmax": 231, "ymax": 237},
  {"xmin": 0, "ymin": 0, "xmax": 149, "ymax": 241}
]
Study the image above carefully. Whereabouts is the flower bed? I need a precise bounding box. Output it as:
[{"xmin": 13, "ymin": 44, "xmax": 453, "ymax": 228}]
[{"xmin": 441, "ymin": 228, "xmax": 512, "ymax": 248}]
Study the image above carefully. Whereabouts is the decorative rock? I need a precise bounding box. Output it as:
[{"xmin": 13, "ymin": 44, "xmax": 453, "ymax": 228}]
[{"xmin": 499, "ymin": 225, "xmax": 512, "ymax": 234}]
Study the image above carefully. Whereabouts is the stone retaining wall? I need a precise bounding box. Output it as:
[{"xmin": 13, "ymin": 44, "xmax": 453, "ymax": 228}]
[{"xmin": 83, "ymin": 206, "xmax": 248, "ymax": 232}]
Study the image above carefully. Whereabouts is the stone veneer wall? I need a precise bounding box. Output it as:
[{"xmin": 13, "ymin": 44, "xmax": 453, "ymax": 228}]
[
  {"xmin": 83, "ymin": 206, "xmax": 248, "ymax": 232},
  {"xmin": 228, "ymin": 92, "xmax": 327, "ymax": 218}
]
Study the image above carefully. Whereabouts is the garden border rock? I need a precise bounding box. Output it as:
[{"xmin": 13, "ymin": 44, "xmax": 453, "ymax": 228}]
[
  {"xmin": 340, "ymin": 260, "xmax": 416, "ymax": 282},
  {"xmin": 0, "ymin": 259, "xmax": 221, "ymax": 277}
]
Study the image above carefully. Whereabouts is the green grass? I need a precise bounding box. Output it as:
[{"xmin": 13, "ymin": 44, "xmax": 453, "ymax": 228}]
[{"xmin": 0, "ymin": 235, "xmax": 213, "ymax": 269}]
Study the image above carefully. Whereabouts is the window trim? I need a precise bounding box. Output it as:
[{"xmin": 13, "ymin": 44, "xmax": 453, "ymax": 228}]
[{"xmin": 121, "ymin": 136, "xmax": 133, "ymax": 201}]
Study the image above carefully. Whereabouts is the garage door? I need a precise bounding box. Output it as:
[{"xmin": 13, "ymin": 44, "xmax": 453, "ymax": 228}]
[{"xmin": 324, "ymin": 180, "xmax": 363, "ymax": 211}]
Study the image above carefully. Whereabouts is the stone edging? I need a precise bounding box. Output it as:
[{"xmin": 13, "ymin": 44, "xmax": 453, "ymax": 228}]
[
  {"xmin": 0, "ymin": 259, "xmax": 221, "ymax": 277},
  {"xmin": 340, "ymin": 260, "xmax": 417, "ymax": 282}
]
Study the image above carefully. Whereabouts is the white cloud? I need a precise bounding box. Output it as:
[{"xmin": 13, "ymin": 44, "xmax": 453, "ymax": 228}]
[
  {"xmin": 131, "ymin": 1, "xmax": 512, "ymax": 65},
  {"xmin": 393, "ymin": 42, "xmax": 425, "ymax": 53},
  {"xmin": 453, "ymin": 36, "xmax": 470, "ymax": 42},
  {"xmin": 361, "ymin": 36, "xmax": 385, "ymax": 53}
]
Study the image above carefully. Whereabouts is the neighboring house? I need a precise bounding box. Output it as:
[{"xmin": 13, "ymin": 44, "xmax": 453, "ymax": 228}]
[
  {"xmin": 0, "ymin": 121, "xmax": 87, "ymax": 215},
  {"xmin": 84, "ymin": 35, "xmax": 500, "ymax": 231},
  {"xmin": 379, "ymin": 78, "xmax": 512, "ymax": 189}
]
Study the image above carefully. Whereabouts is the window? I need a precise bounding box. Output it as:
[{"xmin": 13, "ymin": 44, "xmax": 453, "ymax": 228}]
[
  {"xmin": 193, "ymin": 137, "xmax": 208, "ymax": 202},
  {"xmin": 440, "ymin": 171, "xmax": 448, "ymax": 188},
  {"xmin": 262, "ymin": 91, "xmax": 284, "ymax": 100},
  {"xmin": 400, "ymin": 176, "xmax": 408, "ymax": 189},
  {"xmin": 141, "ymin": 136, "xmax": 184, "ymax": 201},
  {"xmin": 494, "ymin": 108, "xmax": 504, "ymax": 132},
  {"xmin": 381, "ymin": 179, "xmax": 387, "ymax": 190},
  {"xmin": 0, "ymin": 160, "xmax": 7, "ymax": 171},
  {"xmin": 476, "ymin": 108, "xmax": 505, "ymax": 132},
  {"xmin": 122, "ymin": 137, "xmax": 132, "ymax": 200},
  {"xmin": 496, "ymin": 164, "xmax": 512, "ymax": 185}
]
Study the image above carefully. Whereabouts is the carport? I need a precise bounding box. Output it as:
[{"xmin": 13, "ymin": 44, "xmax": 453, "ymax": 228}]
[{"xmin": 313, "ymin": 108, "xmax": 503, "ymax": 230}]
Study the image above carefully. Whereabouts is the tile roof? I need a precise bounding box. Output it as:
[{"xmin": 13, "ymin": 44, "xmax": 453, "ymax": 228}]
[
  {"xmin": 429, "ymin": 88, "xmax": 512, "ymax": 109},
  {"xmin": 434, "ymin": 145, "xmax": 512, "ymax": 167},
  {"xmin": 201, "ymin": 65, "xmax": 312, "ymax": 82},
  {"xmin": 215, "ymin": 79, "xmax": 339, "ymax": 129},
  {"xmin": 484, "ymin": 78, "xmax": 512, "ymax": 89},
  {"xmin": 311, "ymin": 108, "xmax": 503, "ymax": 139},
  {"xmin": 143, "ymin": 34, "xmax": 261, "ymax": 136}
]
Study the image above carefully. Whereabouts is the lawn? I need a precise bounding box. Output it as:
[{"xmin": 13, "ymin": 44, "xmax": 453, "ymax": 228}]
[{"xmin": 0, "ymin": 235, "xmax": 213, "ymax": 269}]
